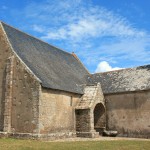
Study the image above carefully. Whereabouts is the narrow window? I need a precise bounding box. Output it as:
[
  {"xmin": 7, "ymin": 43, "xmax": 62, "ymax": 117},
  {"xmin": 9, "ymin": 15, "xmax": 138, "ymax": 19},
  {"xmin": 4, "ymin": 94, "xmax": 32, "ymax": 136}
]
[{"xmin": 70, "ymin": 96, "xmax": 73, "ymax": 106}]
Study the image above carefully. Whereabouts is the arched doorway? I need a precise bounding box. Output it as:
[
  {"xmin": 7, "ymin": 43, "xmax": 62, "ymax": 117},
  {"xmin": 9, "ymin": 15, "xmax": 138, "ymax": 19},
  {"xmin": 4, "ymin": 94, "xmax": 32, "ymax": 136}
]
[{"xmin": 94, "ymin": 103, "xmax": 106, "ymax": 135}]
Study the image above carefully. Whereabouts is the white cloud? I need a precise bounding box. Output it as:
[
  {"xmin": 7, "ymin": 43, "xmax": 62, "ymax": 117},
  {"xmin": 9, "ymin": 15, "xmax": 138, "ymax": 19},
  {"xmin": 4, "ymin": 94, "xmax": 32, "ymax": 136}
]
[
  {"xmin": 95, "ymin": 61, "xmax": 122, "ymax": 72},
  {"xmin": 21, "ymin": 0, "xmax": 146, "ymax": 42},
  {"xmin": 32, "ymin": 24, "xmax": 44, "ymax": 33},
  {"xmin": 41, "ymin": 6, "xmax": 145, "ymax": 41},
  {"xmin": 10, "ymin": 0, "xmax": 150, "ymax": 72}
]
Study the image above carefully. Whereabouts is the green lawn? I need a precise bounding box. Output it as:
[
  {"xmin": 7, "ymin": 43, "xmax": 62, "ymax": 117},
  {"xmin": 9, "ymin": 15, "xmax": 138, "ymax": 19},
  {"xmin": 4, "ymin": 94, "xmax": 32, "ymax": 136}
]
[{"xmin": 0, "ymin": 138, "xmax": 149, "ymax": 150}]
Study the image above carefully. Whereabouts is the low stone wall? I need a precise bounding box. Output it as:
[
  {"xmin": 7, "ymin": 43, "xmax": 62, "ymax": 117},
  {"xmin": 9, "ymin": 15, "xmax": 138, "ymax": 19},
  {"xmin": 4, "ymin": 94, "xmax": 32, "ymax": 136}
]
[{"xmin": 0, "ymin": 131, "xmax": 76, "ymax": 140}]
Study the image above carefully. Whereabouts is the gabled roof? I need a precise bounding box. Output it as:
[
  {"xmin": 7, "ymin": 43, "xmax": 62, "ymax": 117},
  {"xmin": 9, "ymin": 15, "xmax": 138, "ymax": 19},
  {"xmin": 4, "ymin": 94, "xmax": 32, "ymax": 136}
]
[
  {"xmin": 1, "ymin": 21, "xmax": 150, "ymax": 95},
  {"xmin": 1, "ymin": 22, "xmax": 89, "ymax": 94},
  {"xmin": 86, "ymin": 65, "xmax": 150, "ymax": 94},
  {"xmin": 76, "ymin": 83, "xmax": 104, "ymax": 109}
]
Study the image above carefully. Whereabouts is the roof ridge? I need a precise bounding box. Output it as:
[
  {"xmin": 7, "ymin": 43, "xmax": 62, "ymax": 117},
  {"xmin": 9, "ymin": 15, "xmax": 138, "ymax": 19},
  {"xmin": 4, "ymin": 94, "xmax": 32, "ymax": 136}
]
[
  {"xmin": 1, "ymin": 21, "xmax": 72, "ymax": 56},
  {"xmin": 93, "ymin": 64, "xmax": 150, "ymax": 75}
]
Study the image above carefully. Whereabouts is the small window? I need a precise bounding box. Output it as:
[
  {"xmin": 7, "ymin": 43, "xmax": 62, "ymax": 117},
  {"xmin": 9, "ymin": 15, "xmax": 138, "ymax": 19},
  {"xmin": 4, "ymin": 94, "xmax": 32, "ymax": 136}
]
[{"xmin": 70, "ymin": 96, "xmax": 73, "ymax": 106}]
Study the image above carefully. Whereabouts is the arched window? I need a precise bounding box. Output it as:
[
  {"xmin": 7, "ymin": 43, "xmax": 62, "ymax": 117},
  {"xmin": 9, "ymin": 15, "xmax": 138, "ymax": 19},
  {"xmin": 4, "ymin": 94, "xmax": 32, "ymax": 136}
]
[{"xmin": 94, "ymin": 103, "xmax": 106, "ymax": 134}]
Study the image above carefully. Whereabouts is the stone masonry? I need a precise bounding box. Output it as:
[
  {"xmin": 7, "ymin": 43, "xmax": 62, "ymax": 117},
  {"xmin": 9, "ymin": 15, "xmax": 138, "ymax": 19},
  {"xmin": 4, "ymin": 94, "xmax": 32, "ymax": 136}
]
[
  {"xmin": 76, "ymin": 83, "xmax": 106, "ymax": 138},
  {"xmin": 0, "ymin": 21, "xmax": 150, "ymax": 140}
]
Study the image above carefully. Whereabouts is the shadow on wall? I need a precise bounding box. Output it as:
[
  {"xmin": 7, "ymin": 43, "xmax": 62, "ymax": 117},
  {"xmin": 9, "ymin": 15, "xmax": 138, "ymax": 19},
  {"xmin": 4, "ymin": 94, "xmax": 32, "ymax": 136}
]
[
  {"xmin": 94, "ymin": 103, "xmax": 106, "ymax": 134},
  {"xmin": 0, "ymin": 67, "xmax": 6, "ymax": 131}
]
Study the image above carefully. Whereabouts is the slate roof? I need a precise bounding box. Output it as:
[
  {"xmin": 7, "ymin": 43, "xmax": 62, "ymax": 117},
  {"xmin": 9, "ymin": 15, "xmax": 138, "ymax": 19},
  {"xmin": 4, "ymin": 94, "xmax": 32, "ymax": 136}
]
[
  {"xmin": 86, "ymin": 65, "xmax": 150, "ymax": 94},
  {"xmin": 1, "ymin": 22, "xmax": 89, "ymax": 94},
  {"xmin": 1, "ymin": 21, "xmax": 150, "ymax": 95}
]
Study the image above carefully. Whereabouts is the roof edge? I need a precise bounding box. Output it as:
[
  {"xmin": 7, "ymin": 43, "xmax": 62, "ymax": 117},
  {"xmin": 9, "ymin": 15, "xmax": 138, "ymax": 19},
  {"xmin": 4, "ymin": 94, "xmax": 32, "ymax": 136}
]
[
  {"xmin": 72, "ymin": 52, "xmax": 90, "ymax": 74},
  {"xmin": 104, "ymin": 88, "xmax": 150, "ymax": 95},
  {"xmin": 0, "ymin": 22, "xmax": 42, "ymax": 83},
  {"xmin": 41, "ymin": 85, "xmax": 84, "ymax": 95},
  {"xmin": 92, "ymin": 64, "xmax": 150, "ymax": 75},
  {"xmin": 1, "ymin": 21, "xmax": 73, "ymax": 56}
]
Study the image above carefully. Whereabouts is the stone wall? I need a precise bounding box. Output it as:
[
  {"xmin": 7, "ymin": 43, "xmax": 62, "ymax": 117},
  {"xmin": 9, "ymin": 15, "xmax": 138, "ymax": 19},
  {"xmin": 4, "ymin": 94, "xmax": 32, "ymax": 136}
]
[
  {"xmin": 9, "ymin": 56, "xmax": 41, "ymax": 133},
  {"xmin": 105, "ymin": 90, "xmax": 150, "ymax": 138},
  {"xmin": 0, "ymin": 23, "xmax": 41, "ymax": 134},
  {"xmin": 76, "ymin": 109, "xmax": 90, "ymax": 132},
  {"xmin": 0, "ymin": 25, "xmax": 12, "ymax": 130},
  {"xmin": 39, "ymin": 88, "xmax": 81, "ymax": 137}
]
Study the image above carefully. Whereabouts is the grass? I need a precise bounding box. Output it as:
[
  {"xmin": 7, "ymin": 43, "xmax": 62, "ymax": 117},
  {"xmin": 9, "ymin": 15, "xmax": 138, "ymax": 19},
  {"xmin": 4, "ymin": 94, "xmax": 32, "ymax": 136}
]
[{"xmin": 0, "ymin": 138, "xmax": 149, "ymax": 150}]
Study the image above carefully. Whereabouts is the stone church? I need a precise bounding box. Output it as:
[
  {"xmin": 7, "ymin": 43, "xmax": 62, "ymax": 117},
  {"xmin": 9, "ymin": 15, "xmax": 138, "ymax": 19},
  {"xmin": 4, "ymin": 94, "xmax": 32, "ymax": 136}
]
[{"xmin": 0, "ymin": 21, "xmax": 149, "ymax": 139}]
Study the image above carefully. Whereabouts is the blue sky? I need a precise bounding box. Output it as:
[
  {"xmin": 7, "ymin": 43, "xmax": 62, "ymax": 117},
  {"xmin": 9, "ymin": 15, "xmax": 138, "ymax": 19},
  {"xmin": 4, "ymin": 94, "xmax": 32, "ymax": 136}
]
[{"xmin": 0, "ymin": 0, "xmax": 150, "ymax": 73}]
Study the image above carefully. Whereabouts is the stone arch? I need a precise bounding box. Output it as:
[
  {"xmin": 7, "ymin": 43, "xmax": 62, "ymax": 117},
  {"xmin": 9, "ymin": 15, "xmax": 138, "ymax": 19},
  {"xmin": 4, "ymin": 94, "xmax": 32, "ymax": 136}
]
[
  {"xmin": 93, "ymin": 103, "xmax": 106, "ymax": 134},
  {"xmin": 75, "ymin": 84, "xmax": 106, "ymax": 138}
]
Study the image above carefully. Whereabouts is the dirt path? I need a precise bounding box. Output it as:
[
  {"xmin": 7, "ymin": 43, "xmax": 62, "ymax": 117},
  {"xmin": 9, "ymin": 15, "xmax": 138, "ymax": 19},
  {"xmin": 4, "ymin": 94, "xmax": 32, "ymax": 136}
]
[{"xmin": 48, "ymin": 137, "xmax": 150, "ymax": 142}]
